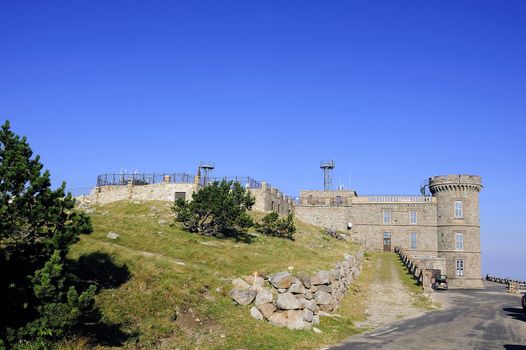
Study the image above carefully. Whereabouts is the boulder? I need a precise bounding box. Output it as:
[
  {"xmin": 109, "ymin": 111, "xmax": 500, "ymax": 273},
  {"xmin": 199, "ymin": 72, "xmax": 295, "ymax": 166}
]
[
  {"xmin": 243, "ymin": 275, "xmax": 265, "ymax": 289},
  {"xmin": 257, "ymin": 303, "xmax": 277, "ymax": 319},
  {"xmin": 250, "ymin": 306, "xmax": 264, "ymax": 320},
  {"xmin": 288, "ymin": 278, "xmax": 307, "ymax": 294},
  {"xmin": 106, "ymin": 232, "xmax": 119, "ymax": 239},
  {"xmin": 303, "ymin": 309, "xmax": 314, "ymax": 322},
  {"xmin": 311, "ymin": 271, "xmax": 330, "ymax": 285},
  {"xmin": 304, "ymin": 291, "xmax": 314, "ymax": 300},
  {"xmin": 303, "ymin": 299, "xmax": 318, "ymax": 312},
  {"xmin": 255, "ymin": 289, "xmax": 273, "ymax": 306},
  {"xmin": 314, "ymin": 291, "xmax": 332, "ymax": 305},
  {"xmin": 232, "ymin": 278, "xmax": 250, "ymax": 290},
  {"xmin": 268, "ymin": 310, "xmax": 307, "ymax": 330},
  {"xmin": 317, "ymin": 285, "xmax": 333, "ymax": 293},
  {"xmin": 230, "ymin": 288, "xmax": 257, "ymax": 306},
  {"xmin": 276, "ymin": 292, "xmax": 301, "ymax": 310},
  {"xmin": 312, "ymin": 315, "xmax": 320, "ymax": 325},
  {"xmin": 268, "ymin": 272, "xmax": 293, "ymax": 289},
  {"xmin": 297, "ymin": 272, "xmax": 311, "ymax": 289}
]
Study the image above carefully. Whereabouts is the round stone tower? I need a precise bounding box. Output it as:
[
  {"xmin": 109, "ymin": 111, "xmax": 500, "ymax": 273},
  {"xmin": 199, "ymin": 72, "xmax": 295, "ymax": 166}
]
[{"xmin": 429, "ymin": 174, "xmax": 483, "ymax": 288}]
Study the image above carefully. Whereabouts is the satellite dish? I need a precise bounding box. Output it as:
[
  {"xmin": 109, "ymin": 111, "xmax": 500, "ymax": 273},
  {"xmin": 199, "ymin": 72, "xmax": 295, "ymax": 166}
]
[{"xmin": 347, "ymin": 222, "xmax": 353, "ymax": 230}]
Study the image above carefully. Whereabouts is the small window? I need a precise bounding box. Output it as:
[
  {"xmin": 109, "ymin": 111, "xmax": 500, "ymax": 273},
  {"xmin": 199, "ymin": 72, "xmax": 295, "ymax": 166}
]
[
  {"xmin": 410, "ymin": 232, "xmax": 417, "ymax": 250},
  {"xmin": 335, "ymin": 195, "xmax": 342, "ymax": 205},
  {"xmin": 455, "ymin": 233, "xmax": 464, "ymax": 250},
  {"xmin": 455, "ymin": 259, "xmax": 464, "ymax": 277},
  {"xmin": 454, "ymin": 201, "xmax": 463, "ymax": 218},
  {"xmin": 383, "ymin": 210, "xmax": 391, "ymax": 224},
  {"xmin": 174, "ymin": 192, "xmax": 186, "ymax": 201},
  {"xmin": 383, "ymin": 231, "xmax": 391, "ymax": 238},
  {"xmin": 410, "ymin": 210, "xmax": 417, "ymax": 225}
]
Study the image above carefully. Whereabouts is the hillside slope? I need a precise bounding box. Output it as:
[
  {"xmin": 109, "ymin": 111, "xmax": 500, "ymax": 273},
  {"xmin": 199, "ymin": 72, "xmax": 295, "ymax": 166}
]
[{"xmin": 64, "ymin": 201, "xmax": 369, "ymax": 349}]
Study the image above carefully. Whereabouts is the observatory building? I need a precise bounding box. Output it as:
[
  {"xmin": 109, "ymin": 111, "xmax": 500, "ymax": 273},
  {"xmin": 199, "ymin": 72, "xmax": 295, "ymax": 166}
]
[{"xmin": 295, "ymin": 161, "xmax": 483, "ymax": 289}]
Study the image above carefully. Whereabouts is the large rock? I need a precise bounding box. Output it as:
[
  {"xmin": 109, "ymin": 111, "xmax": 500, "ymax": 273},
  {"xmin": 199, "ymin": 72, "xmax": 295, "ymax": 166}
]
[
  {"xmin": 288, "ymin": 278, "xmax": 307, "ymax": 294},
  {"xmin": 250, "ymin": 306, "xmax": 264, "ymax": 320},
  {"xmin": 255, "ymin": 289, "xmax": 273, "ymax": 306},
  {"xmin": 106, "ymin": 232, "xmax": 119, "ymax": 239},
  {"xmin": 268, "ymin": 310, "xmax": 307, "ymax": 330},
  {"xmin": 311, "ymin": 271, "xmax": 330, "ymax": 285},
  {"xmin": 303, "ymin": 299, "xmax": 318, "ymax": 312},
  {"xmin": 268, "ymin": 272, "xmax": 293, "ymax": 289},
  {"xmin": 230, "ymin": 288, "xmax": 257, "ymax": 306},
  {"xmin": 314, "ymin": 291, "xmax": 332, "ymax": 305},
  {"xmin": 317, "ymin": 285, "xmax": 333, "ymax": 293},
  {"xmin": 232, "ymin": 278, "xmax": 250, "ymax": 290},
  {"xmin": 297, "ymin": 272, "xmax": 311, "ymax": 289},
  {"xmin": 243, "ymin": 275, "xmax": 265, "ymax": 289},
  {"xmin": 257, "ymin": 303, "xmax": 277, "ymax": 319},
  {"xmin": 303, "ymin": 309, "xmax": 314, "ymax": 322},
  {"xmin": 276, "ymin": 292, "xmax": 301, "ymax": 310}
]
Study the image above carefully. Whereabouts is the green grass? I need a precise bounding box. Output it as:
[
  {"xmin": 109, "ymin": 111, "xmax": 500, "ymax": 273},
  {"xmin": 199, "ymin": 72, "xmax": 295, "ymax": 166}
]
[
  {"xmin": 393, "ymin": 253, "xmax": 436, "ymax": 310},
  {"xmin": 64, "ymin": 201, "xmax": 370, "ymax": 349}
]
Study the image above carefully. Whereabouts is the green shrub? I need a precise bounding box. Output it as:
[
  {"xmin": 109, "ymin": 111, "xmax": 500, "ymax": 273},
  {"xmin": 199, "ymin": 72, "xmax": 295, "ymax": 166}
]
[
  {"xmin": 256, "ymin": 212, "xmax": 296, "ymax": 240},
  {"xmin": 172, "ymin": 180, "xmax": 255, "ymax": 237}
]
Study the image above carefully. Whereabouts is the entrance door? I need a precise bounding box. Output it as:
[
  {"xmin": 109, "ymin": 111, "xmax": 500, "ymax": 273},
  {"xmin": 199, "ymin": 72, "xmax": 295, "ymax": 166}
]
[{"xmin": 383, "ymin": 232, "xmax": 392, "ymax": 252}]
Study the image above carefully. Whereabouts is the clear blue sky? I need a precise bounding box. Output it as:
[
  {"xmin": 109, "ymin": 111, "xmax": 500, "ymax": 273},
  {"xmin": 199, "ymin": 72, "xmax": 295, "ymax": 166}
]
[{"xmin": 1, "ymin": 1, "xmax": 525, "ymax": 279}]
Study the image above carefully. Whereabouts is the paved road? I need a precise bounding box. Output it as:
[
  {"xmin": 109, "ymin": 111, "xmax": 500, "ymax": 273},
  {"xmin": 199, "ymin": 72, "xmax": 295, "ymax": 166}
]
[{"xmin": 329, "ymin": 281, "xmax": 526, "ymax": 350}]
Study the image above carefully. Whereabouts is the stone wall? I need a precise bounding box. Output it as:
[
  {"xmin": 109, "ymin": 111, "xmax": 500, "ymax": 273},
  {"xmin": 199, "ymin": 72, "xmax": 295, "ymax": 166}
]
[
  {"xmin": 79, "ymin": 182, "xmax": 196, "ymax": 205},
  {"xmin": 249, "ymin": 182, "xmax": 294, "ymax": 216},
  {"xmin": 229, "ymin": 251, "xmax": 364, "ymax": 330}
]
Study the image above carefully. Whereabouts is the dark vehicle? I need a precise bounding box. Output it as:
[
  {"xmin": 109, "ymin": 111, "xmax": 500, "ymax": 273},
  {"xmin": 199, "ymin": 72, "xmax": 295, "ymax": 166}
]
[
  {"xmin": 522, "ymin": 293, "xmax": 526, "ymax": 314},
  {"xmin": 433, "ymin": 274, "xmax": 448, "ymax": 290}
]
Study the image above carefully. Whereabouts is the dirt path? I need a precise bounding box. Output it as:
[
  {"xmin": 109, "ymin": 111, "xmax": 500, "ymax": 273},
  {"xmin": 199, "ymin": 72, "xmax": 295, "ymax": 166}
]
[{"xmin": 355, "ymin": 254, "xmax": 425, "ymax": 329}]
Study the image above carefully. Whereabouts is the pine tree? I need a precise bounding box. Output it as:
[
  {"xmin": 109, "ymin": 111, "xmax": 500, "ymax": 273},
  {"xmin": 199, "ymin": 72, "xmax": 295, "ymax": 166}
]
[{"xmin": 0, "ymin": 120, "xmax": 94, "ymax": 348}]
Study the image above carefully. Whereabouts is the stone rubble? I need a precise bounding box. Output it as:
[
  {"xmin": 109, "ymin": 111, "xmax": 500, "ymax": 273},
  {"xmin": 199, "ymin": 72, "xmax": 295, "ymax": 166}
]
[{"xmin": 229, "ymin": 251, "xmax": 364, "ymax": 329}]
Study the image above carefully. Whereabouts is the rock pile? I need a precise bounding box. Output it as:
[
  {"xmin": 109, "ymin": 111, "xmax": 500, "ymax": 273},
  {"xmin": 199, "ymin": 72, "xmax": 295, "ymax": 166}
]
[{"xmin": 229, "ymin": 251, "xmax": 363, "ymax": 329}]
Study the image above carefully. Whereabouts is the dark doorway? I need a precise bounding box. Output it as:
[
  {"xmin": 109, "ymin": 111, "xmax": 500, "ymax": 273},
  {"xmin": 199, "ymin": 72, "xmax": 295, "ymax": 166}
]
[{"xmin": 383, "ymin": 231, "xmax": 392, "ymax": 252}]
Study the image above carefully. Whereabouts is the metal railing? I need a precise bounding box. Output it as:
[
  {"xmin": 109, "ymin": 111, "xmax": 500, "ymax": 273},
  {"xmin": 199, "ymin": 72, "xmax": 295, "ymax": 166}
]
[
  {"xmin": 202, "ymin": 176, "xmax": 262, "ymax": 189},
  {"xmin": 96, "ymin": 173, "xmax": 194, "ymax": 187},
  {"xmin": 354, "ymin": 195, "xmax": 436, "ymax": 203}
]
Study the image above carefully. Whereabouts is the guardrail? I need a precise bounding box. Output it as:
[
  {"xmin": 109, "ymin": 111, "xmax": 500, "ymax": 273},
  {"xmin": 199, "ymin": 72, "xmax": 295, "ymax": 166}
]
[
  {"xmin": 395, "ymin": 247, "xmax": 423, "ymax": 285},
  {"xmin": 97, "ymin": 173, "xmax": 194, "ymax": 186},
  {"xmin": 486, "ymin": 274, "xmax": 526, "ymax": 293}
]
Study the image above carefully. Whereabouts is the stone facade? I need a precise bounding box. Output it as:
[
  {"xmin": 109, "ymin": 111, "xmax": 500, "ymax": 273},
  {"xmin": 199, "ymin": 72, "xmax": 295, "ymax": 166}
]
[{"xmin": 295, "ymin": 174, "xmax": 483, "ymax": 289}]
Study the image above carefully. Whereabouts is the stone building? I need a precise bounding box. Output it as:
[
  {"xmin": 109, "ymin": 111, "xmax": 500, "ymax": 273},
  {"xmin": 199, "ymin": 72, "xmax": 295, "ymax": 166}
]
[{"xmin": 295, "ymin": 174, "xmax": 483, "ymax": 289}]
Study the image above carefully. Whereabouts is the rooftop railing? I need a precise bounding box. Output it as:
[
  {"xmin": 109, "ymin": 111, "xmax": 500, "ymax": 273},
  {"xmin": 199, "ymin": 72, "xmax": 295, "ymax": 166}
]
[{"xmin": 96, "ymin": 173, "xmax": 194, "ymax": 187}]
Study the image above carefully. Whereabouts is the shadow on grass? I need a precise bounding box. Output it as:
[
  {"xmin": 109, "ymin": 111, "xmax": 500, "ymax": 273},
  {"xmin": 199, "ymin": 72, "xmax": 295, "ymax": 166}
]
[{"xmin": 67, "ymin": 252, "xmax": 136, "ymax": 347}]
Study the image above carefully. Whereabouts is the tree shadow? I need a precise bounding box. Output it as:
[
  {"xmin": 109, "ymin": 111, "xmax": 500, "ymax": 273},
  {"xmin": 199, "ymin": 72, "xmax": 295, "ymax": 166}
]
[
  {"xmin": 224, "ymin": 230, "xmax": 257, "ymax": 244},
  {"xmin": 67, "ymin": 252, "xmax": 135, "ymax": 347},
  {"xmin": 502, "ymin": 307, "xmax": 526, "ymax": 322},
  {"xmin": 70, "ymin": 251, "xmax": 131, "ymax": 289}
]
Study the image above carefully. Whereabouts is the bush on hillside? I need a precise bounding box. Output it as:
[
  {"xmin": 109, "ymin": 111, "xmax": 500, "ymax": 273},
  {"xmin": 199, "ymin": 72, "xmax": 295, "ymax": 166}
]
[
  {"xmin": 256, "ymin": 212, "xmax": 296, "ymax": 240},
  {"xmin": 0, "ymin": 121, "xmax": 96, "ymax": 349},
  {"xmin": 172, "ymin": 180, "xmax": 255, "ymax": 237}
]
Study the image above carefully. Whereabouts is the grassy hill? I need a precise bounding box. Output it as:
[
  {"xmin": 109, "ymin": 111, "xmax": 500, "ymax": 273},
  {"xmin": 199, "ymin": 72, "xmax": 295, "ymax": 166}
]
[{"xmin": 63, "ymin": 201, "xmax": 367, "ymax": 349}]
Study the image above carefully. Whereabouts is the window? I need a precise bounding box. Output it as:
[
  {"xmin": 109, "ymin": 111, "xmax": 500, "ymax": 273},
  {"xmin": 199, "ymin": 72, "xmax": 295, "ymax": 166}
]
[
  {"xmin": 410, "ymin": 232, "xmax": 417, "ymax": 249},
  {"xmin": 174, "ymin": 192, "xmax": 186, "ymax": 200},
  {"xmin": 455, "ymin": 259, "xmax": 464, "ymax": 277},
  {"xmin": 383, "ymin": 210, "xmax": 391, "ymax": 224},
  {"xmin": 410, "ymin": 210, "xmax": 417, "ymax": 225},
  {"xmin": 455, "ymin": 233, "xmax": 464, "ymax": 250},
  {"xmin": 383, "ymin": 231, "xmax": 391, "ymax": 239},
  {"xmin": 335, "ymin": 196, "xmax": 342, "ymax": 205},
  {"xmin": 454, "ymin": 201, "xmax": 463, "ymax": 218}
]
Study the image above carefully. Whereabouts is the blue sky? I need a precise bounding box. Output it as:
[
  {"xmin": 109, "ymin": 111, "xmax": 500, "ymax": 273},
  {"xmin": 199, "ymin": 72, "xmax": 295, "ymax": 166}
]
[{"xmin": 1, "ymin": 1, "xmax": 525, "ymax": 279}]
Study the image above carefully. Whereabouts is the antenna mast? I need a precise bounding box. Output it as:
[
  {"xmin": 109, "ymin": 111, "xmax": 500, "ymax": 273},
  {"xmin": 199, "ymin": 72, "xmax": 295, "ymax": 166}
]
[{"xmin": 320, "ymin": 160, "xmax": 335, "ymax": 191}]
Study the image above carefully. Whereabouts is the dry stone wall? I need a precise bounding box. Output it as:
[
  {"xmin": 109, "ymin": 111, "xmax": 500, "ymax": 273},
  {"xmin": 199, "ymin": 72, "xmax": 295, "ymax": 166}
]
[{"xmin": 229, "ymin": 251, "xmax": 364, "ymax": 329}]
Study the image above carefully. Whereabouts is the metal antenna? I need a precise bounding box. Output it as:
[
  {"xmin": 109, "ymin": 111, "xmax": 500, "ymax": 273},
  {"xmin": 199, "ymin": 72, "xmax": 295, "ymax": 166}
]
[
  {"xmin": 199, "ymin": 161, "xmax": 215, "ymax": 185},
  {"xmin": 320, "ymin": 160, "xmax": 335, "ymax": 191}
]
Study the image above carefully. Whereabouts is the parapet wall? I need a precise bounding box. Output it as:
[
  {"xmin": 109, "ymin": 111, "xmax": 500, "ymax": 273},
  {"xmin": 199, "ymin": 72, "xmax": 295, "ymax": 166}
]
[{"xmin": 78, "ymin": 180, "xmax": 293, "ymax": 216}]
